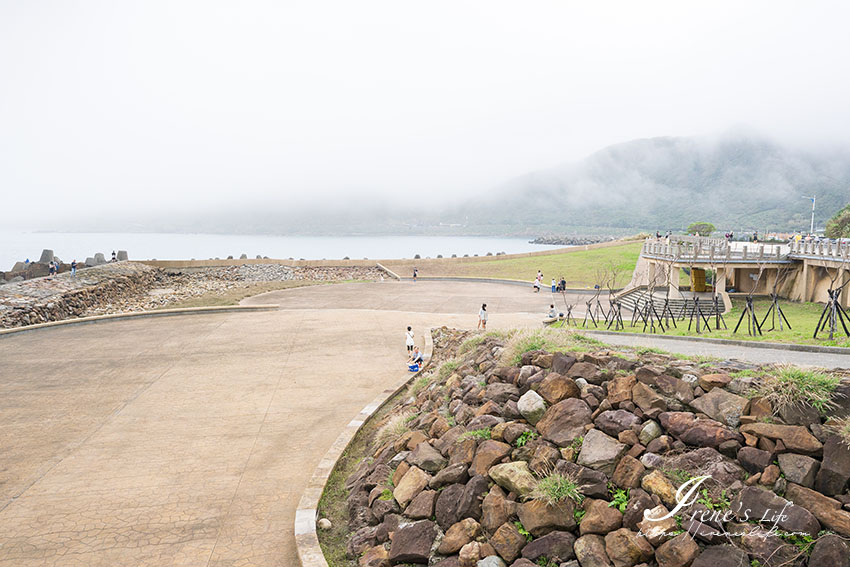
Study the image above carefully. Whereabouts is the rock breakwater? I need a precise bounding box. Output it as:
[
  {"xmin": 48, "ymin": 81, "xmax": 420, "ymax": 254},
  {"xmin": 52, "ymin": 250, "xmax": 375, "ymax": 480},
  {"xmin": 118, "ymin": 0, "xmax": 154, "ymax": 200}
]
[{"xmin": 0, "ymin": 263, "xmax": 386, "ymax": 329}]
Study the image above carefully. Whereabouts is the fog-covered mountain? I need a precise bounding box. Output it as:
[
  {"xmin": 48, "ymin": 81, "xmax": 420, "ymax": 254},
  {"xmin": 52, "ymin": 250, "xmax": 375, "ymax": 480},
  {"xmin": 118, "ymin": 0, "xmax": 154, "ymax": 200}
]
[
  {"xmin": 67, "ymin": 132, "xmax": 850, "ymax": 236},
  {"xmin": 459, "ymin": 132, "xmax": 850, "ymax": 233}
]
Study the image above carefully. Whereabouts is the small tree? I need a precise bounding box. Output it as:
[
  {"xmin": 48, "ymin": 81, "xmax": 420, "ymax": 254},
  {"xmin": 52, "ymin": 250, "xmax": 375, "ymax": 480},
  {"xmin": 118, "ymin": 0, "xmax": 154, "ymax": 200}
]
[
  {"xmin": 686, "ymin": 222, "xmax": 716, "ymax": 237},
  {"xmin": 825, "ymin": 204, "xmax": 850, "ymax": 238}
]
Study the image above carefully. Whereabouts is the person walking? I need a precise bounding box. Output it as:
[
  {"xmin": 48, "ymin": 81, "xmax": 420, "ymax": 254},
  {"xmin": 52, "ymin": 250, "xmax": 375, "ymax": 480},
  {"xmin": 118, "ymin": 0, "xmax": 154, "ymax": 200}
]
[
  {"xmin": 413, "ymin": 267, "xmax": 418, "ymax": 282},
  {"xmin": 71, "ymin": 259, "xmax": 77, "ymax": 277},
  {"xmin": 551, "ymin": 278, "xmax": 556, "ymax": 293},
  {"xmin": 405, "ymin": 326, "xmax": 415, "ymax": 354},
  {"xmin": 478, "ymin": 303, "xmax": 488, "ymax": 330}
]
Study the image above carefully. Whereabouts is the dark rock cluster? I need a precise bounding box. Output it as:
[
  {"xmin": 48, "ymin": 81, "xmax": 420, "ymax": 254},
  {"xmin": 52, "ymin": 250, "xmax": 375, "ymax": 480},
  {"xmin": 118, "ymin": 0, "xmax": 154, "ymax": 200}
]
[{"xmin": 341, "ymin": 330, "xmax": 850, "ymax": 567}]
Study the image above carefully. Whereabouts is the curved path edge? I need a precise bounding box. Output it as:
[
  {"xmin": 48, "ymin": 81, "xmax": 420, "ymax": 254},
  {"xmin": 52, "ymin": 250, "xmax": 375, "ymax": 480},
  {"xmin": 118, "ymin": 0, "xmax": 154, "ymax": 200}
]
[
  {"xmin": 0, "ymin": 304, "xmax": 280, "ymax": 338},
  {"xmin": 294, "ymin": 329, "xmax": 435, "ymax": 567}
]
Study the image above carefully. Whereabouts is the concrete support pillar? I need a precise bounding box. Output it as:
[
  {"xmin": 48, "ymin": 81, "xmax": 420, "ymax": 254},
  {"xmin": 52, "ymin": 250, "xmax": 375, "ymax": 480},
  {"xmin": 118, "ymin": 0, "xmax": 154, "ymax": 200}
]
[
  {"xmin": 670, "ymin": 267, "xmax": 680, "ymax": 291},
  {"xmin": 716, "ymin": 267, "xmax": 727, "ymax": 292},
  {"xmin": 802, "ymin": 261, "xmax": 810, "ymax": 302}
]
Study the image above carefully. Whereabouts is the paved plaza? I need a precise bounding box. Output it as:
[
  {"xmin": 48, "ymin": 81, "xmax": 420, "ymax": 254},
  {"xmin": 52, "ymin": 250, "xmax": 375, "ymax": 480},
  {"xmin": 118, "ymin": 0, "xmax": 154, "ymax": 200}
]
[{"xmin": 0, "ymin": 280, "xmax": 847, "ymax": 566}]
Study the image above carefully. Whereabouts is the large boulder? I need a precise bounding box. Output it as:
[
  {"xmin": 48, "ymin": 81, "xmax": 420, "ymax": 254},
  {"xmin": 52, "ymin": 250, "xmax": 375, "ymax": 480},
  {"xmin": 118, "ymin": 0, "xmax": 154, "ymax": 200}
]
[
  {"xmin": 409, "ymin": 442, "xmax": 447, "ymax": 473},
  {"xmin": 603, "ymin": 528, "xmax": 653, "ymax": 567},
  {"xmin": 737, "ymin": 446, "xmax": 772, "ymax": 474},
  {"xmin": 632, "ymin": 382, "xmax": 667, "ymax": 413},
  {"xmin": 739, "ymin": 422, "xmax": 823, "ymax": 455},
  {"xmin": 594, "ymin": 410, "xmax": 641, "ymax": 438},
  {"xmin": 520, "ymin": 530, "xmax": 576, "ymax": 563},
  {"xmin": 117, "ymin": 250, "xmax": 128, "ymax": 261},
  {"xmin": 536, "ymin": 398, "xmax": 592, "ymax": 446},
  {"xmin": 691, "ymin": 545, "xmax": 749, "ymax": 567},
  {"xmin": 489, "ymin": 522, "xmax": 526, "ymax": 563},
  {"xmin": 437, "ymin": 518, "xmax": 481, "ymax": 554},
  {"xmin": 777, "ymin": 453, "xmax": 820, "ymax": 488},
  {"xmin": 607, "ymin": 374, "xmax": 635, "ymax": 405},
  {"xmin": 485, "ymin": 382, "xmax": 519, "ymax": 404},
  {"xmin": 654, "ymin": 532, "xmax": 700, "ymax": 567},
  {"xmin": 393, "ymin": 466, "xmax": 431, "ymax": 508},
  {"xmin": 435, "ymin": 483, "xmax": 465, "ymax": 529},
  {"xmin": 689, "ymin": 387, "xmax": 747, "ymax": 427},
  {"xmin": 535, "ymin": 373, "xmax": 580, "ymax": 405},
  {"xmin": 574, "ymin": 534, "xmax": 612, "ymax": 567},
  {"xmin": 731, "ymin": 486, "xmax": 820, "ymax": 536},
  {"xmin": 698, "ymin": 373, "xmax": 731, "ymax": 391},
  {"xmin": 567, "ymin": 361, "xmax": 602, "ymax": 384},
  {"xmin": 517, "ymin": 391, "xmax": 546, "ymax": 425},
  {"xmin": 552, "ymin": 353, "xmax": 577, "ymax": 375},
  {"xmin": 470, "ymin": 441, "xmax": 511, "ymax": 477},
  {"xmin": 481, "ymin": 485, "xmax": 511, "ymax": 534},
  {"xmin": 659, "ymin": 412, "xmax": 743, "ymax": 448},
  {"xmin": 651, "ymin": 374, "xmax": 695, "ymax": 404},
  {"xmin": 579, "ymin": 499, "xmax": 623, "ymax": 535},
  {"xmin": 488, "ymin": 462, "xmax": 537, "ymax": 498},
  {"xmin": 661, "ymin": 447, "xmax": 746, "ymax": 487},
  {"xmin": 456, "ymin": 475, "xmax": 488, "ymax": 519},
  {"xmin": 517, "ymin": 499, "xmax": 576, "ymax": 536},
  {"xmin": 809, "ymin": 534, "xmax": 850, "ymax": 567},
  {"xmin": 577, "ymin": 429, "xmax": 628, "ymax": 476},
  {"xmin": 785, "ymin": 483, "xmax": 850, "ymax": 536},
  {"xmin": 388, "ymin": 520, "xmax": 437, "ymax": 564},
  {"xmin": 815, "ymin": 435, "xmax": 850, "ymax": 495}
]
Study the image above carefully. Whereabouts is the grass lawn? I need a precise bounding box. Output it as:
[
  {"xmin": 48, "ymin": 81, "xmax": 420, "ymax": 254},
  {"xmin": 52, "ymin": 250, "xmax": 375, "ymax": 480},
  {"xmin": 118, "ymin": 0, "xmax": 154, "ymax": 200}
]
[
  {"xmin": 383, "ymin": 241, "xmax": 642, "ymax": 288},
  {"xmin": 577, "ymin": 297, "xmax": 850, "ymax": 348}
]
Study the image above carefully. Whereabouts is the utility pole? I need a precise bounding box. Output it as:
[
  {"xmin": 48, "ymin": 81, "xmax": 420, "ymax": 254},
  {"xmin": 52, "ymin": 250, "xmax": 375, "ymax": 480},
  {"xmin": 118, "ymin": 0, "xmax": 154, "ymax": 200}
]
[{"xmin": 802, "ymin": 195, "xmax": 816, "ymax": 234}]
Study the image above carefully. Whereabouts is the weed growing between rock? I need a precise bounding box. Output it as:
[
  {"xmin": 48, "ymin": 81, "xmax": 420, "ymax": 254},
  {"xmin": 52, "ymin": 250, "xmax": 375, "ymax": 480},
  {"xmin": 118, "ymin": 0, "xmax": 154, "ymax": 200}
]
[
  {"xmin": 531, "ymin": 472, "xmax": 584, "ymax": 505},
  {"xmin": 752, "ymin": 365, "xmax": 842, "ymax": 414}
]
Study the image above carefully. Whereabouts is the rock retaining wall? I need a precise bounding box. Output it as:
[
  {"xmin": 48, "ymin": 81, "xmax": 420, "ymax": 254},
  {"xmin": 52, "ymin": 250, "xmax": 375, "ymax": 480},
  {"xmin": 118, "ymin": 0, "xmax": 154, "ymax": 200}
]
[{"xmin": 336, "ymin": 331, "xmax": 850, "ymax": 567}]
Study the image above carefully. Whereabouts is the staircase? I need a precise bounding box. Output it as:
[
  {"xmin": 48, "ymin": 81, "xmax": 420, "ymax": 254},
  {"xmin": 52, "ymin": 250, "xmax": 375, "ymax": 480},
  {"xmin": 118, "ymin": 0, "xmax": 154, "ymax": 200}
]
[{"xmin": 615, "ymin": 287, "xmax": 727, "ymax": 318}]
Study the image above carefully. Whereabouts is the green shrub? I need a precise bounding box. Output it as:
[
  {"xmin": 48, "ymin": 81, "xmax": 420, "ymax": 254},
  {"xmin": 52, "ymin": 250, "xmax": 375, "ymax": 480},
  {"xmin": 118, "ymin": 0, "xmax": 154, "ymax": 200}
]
[
  {"xmin": 458, "ymin": 428, "xmax": 491, "ymax": 441},
  {"xmin": 514, "ymin": 521, "xmax": 532, "ymax": 542},
  {"xmin": 609, "ymin": 488, "xmax": 629, "ymax": 513},
  {"xmin": 515, "ymin": 430, "xmax": 539, "ymax": 448}
]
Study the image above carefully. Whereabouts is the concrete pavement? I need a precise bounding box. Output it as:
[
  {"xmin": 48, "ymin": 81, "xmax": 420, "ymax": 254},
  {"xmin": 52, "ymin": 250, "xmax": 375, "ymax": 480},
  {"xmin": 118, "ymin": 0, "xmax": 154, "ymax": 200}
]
[{"xmin": 0, "ymin": 280, "xmax": 846, "ymax": 566}]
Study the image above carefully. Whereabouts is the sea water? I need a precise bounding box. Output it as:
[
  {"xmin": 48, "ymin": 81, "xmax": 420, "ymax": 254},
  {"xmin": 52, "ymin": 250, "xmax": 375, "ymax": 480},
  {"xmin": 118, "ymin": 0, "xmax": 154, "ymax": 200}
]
[{"xmin": 0, "ymin": 232, "xmax": 563, "ymax": 270}]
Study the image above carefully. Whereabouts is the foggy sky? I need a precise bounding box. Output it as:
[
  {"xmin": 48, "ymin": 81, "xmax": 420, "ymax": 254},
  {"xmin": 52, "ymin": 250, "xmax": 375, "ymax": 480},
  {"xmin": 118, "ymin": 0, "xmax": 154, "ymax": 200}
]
[{"xmin": 2, "ymin": 1, "xmax": 850, "ymax": 229}]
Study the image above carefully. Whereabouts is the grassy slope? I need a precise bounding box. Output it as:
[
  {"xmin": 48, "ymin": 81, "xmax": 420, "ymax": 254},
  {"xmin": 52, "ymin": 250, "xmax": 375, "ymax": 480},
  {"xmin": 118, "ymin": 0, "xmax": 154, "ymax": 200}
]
[{"xmin": 384, "ymin": 241, "xmax": 643, "ymax": 288}]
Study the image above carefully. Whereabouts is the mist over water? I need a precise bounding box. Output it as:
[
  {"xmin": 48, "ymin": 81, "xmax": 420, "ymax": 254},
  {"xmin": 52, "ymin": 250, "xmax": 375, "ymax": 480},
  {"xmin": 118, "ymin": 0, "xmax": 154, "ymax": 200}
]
[{"xmin": 0, "ymin": 232, "xmax": 562, "ymax": 271}]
